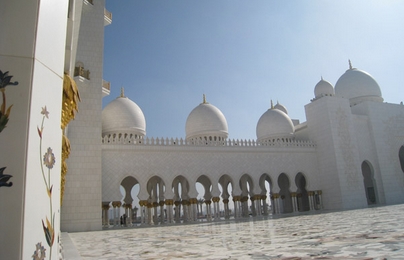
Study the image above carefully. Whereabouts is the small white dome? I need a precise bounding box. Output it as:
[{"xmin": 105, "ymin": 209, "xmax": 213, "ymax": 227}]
[
  {"xmin": 274, "ymin": 101, "xmax": 288, "ymax": 114},
  {"xmin": 186, "ymin": 96, "xmax": 228, "ymax": 141},
  {"xmin": 335, "ymin": 64, "xmax": 383, "ymax": 106},
  {"xmin": 256, "ymin": 106, "xmax": 294, "ymax": 142},
  {"xmin": 102, "ymin": 94, "xmax": 146, "ymax": 137},
  {"xmin": 314, "ymin": 78, "xmax": 334, "ymax": 99}
]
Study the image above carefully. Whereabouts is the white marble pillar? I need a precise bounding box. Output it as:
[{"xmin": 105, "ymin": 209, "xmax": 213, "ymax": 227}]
[
  {"xmin": 318, "ymin": 191, "xmax": 323, "ymax": 210},
  {"xmin": 308, "ymin": 191, "xmax": 314, "ymax": 211},
  {"xmin": 291, "ymin": 193, "xmax": 298, "ymax": 213}
]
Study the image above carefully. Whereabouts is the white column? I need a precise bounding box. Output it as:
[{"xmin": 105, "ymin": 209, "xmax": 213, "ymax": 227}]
[
  {"xmin": 318, "ymin": 191, "xmax": 323, "ymax": 210},
  {"xmin": 308, "ymin": 191, "xmax": 314, "ymax": 211}
]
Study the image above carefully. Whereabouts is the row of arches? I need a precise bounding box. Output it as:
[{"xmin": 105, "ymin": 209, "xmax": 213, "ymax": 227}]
[{"xmin": 102, "ymin": 172, "xmax": 323, "ymax": 226}]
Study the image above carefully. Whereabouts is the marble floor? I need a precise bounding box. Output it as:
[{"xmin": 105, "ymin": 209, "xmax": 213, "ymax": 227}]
[{"xmin": 66, "ymin": 204, "xmax": 404, "ymax": 259}]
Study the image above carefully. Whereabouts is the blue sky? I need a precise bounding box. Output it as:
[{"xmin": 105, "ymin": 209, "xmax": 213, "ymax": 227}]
[{"xmin": 103, "ymin": 1, "xmax": 404, "ymax": 140}]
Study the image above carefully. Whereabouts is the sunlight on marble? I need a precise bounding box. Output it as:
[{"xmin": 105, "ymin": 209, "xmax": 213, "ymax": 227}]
[{"xmin": 68, "ymin": 205, "xmax": 404, "ymax": 259}]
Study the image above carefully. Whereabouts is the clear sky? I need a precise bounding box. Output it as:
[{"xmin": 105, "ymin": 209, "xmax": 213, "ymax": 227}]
[{"xmin": 103, "ymin": 0, "xmax": 404, "ymax": 141}]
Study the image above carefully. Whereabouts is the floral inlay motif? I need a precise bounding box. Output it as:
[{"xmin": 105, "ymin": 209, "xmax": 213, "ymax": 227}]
[
  {"xmin": 0, "ymin": 69, "xmax": 19, "ymax": 188},
  {"xmin": 43, "ymin": 148, "xmax": 55, "ymax": 170},
  {"xmin": 32, "ymin": 242, "xmax": 46, "ymax": 260},
  {"xmin": 37, "ymin": 106, "xmax": 56, "ymax": 260}
]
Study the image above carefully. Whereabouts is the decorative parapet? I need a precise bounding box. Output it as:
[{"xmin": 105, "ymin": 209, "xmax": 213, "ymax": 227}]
[
  {"xmin": 104, "ymin": 8, "xmax": 112, "ymax": 25},
  {"xmin": 102, "ymin": 79, "xmax": 110, "ymax": 97},
  {"xmin": 102, "ymin": 135, "xmax": 316, "ymax": 148},
  {"xmin": 102, "ymin": 80, "xmax": 110, "ymax": 91},
  {"xmin": 74, "ymin": 66, "xmax": 90, "ymax": 80}
]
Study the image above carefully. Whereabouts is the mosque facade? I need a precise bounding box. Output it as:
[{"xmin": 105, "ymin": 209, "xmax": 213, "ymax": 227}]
[
  {"xmin": 40, "ymin": 0, "xmax": 404, "ymax": 232},
  {"xmin": 1, "ymin": 1, "xmax": 404, "ymax": 259}
]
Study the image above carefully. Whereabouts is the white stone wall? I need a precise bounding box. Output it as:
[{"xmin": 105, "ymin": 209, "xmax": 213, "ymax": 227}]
[
  {"xmin": 354, "ymin": 101, "xmax": 404, "ymax": 205},
  {"xmin": 102, "ymin": 144, "xmax": 319, "ymax": 202},
  {"xmin": 0, "ymin": 1, "xmax": 68, "ymax": 259},
  {"xmin": 306, "ymin": 96, "xmax": 368, "ymax": 210},
  {"xmin": 61, "ymin": 0, "xmax": 105, "ymax": 232}
]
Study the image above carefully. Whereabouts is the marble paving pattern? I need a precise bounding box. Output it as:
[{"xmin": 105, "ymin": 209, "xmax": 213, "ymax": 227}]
[{"xmin": 68, "ymin": 205, "xmax": 404, "ymax": 259}]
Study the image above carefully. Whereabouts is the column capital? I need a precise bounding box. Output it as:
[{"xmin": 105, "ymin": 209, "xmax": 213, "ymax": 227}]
[
  {"xmin": 159, "ymin": 201, "xmax": 165, "ymax": 207},
  {"xmin": 165, "ymin": 199, "xmax": 174, "ymax": 205},
  {"xmin": 139, "ymin": 200, "xmax": 148, "ymax": 207},
  {"xmin": 317, "ymin": 190, "xmax": 322, "ymax": 195},
  {"xmin": 112, "ymin": 201, "xmax": 122, "ymax": 208},
  {"xmin": 212, "ymin": 197, "xmax": 220, "ymax": 203}
]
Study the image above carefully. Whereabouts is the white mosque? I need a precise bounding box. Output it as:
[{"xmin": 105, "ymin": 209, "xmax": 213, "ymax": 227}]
[
  {"xmin": 1, "ymin": 1, "xmax": 404, "ymax": 259},
  {"xmin": 61, "ymin": 3, "xmax": 404, "ymax": 231},
  {"xmin": 97, "ymin": 62, "xmax": 404, "ymax": 227}
]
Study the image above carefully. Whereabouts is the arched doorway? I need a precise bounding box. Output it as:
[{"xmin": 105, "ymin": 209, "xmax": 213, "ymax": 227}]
[
  {"xmin": 361, "ymin": 161, "xmax": 377, "ymax": 205},
  {"xmin": 146, "ymin": 176, "xmax": 165, "ymax": 224},
  {"xmin": 239, "ymin": 174, "xmax": 254, "ymax": 217},
  {"xmin": 172, "ymin": 176, "xmax": 190, "ymax": 223},
  {"xmin": 196, "ymin": 175, "xmax": 213, "ymax": 220},
  {"xmin": 120, "ymin": 176, "xmax": 140, "ymax": 226},
  {"xmin": 219, "ymin": 174, "xmax": 234, "ymax": 219},
  {"xmin": 295, "ymin": 172, "xmax": 310, "ymax": 212},
  {"xmin": 259, "ymin": 174, "xmax": 272, "ymax": 215},
  {"xmin": 399, "ymin": 145, "xmax": 404, "ymax": 173},
  {"xmin": 278, "ymin": 173, "xmax": 293, "ymax": 213}
]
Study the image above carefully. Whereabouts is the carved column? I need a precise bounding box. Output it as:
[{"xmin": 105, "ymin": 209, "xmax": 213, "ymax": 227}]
[
  {"xmin": 102, "ymin": 202, "xmax": 110, "ymax": 227},
  {"xmin": 212, "ymin": 197, "xmax": 220, "ymax": 220},
  {"xmin": 152, "ymin": 202, "xmax": 159, "ymax": 224},
  {"xmin": 174, "ymin": 201, "xmax": 181, "ymax": 223},
  {"xmin": 111, "ymin": 201, "xmax": 121, "ymax": 226},
  {"xmin": 272, "ymin": 194, "xmax": 280, "ymax": 214},
  {"xmin": 254, "ymin": 195, "xmax": 262, "ymax": 216},
  {"xmin": 223, "ymin": 199, "xmax": 230, "ymax": 219},
  {"xmin": 165, "ymin": 199, "xmax": 174, "ymax": 223},
  {"xmin": 159, "ymin": 201, "xmax": 165, "ymax": 224},
  {"xmin": 139, "ymin": 200, "xmax": 147, "ymax": 225},
  {"xmin": 250, "ymin": 196, "xmax": 256, "ymax": 217},
  {"xmin": 233, "ymin": 196, "xmax": 241, "ymax": 219},
  {"xmin": 261, "ymin": 195, "xmax": 268, "ymax": 215},
  {"xmin": 317, "ymin": 190, "xmax": 323, "ymax": 210},
  {"xmin": 123, "ymin": 203, "xmax": 132, "ymax": 226},
  {"xmin": 205, "ymin": 200, "xmax": 212, "ymax": 221},
  {"xmin": 189, "ymin": 198, "xmax": 198, "ymax": 221},
  {"xmin": 308, "ymin": 191, "xmax": 314, "ymax": 211},
  {"xmin": 241, "ymin": 196, "xmax": 249, "ymax": 217},
  {"xmin": 291, "ymin": 193, "xmax": 298, "ymax": 213}
]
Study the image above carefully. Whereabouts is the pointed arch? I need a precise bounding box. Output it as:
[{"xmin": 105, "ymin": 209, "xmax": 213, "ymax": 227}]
[
  {"xmin": 399, "ymin": 145, "xmax": 404, "ymax": 173},
  {"xmin": 295, "ymin": 172, "xmax": 310, "ymax": 211},
  {"xmin": 278, "ymin": 173, "xmax": 293, "ymax": 213},
  {"xmin": 361, "ymin": 161, "xmax": 377, "ymax": 205}
]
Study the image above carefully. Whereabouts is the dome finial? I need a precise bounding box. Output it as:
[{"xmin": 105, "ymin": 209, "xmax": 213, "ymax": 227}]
[
  {"xmin": 270, "ymin": 100, "xmax": 274, "ymax": 109},
  {"xmin": 203, "ymin": 94, "xmax": 207, "ymax": 104},
  {"xmin": 348, "ymin": 59, "xmax": 353, "ymax": 70},
  {"xmin": 321, "ymin": 75, "xmax": 323, "ymax": 80},
  {"xmin": 120, "ymin": 87, "xmax": 125, "ymax": 98}
]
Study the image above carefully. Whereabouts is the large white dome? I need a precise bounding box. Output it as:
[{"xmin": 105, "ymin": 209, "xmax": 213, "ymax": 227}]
[
  {"xmin": 314, "ymin": 78, "xmax": 334, "ymax": 99},
  {"xmin": 102, "ymin": 94, "xmax": 146, "ymax": 137},
  {"xmin": 256, "ymin": 105, "xmax": 294, "ymax": 142},
  {"xmin": 186, "ymin": 96, "xmax": 228, "ymax": 141},
  {"xmin": 335, "ymin": 64, "xmax": 383, "ymax": 106}
]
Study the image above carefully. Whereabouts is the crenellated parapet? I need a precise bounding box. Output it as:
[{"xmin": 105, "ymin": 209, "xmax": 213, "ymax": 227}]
[{"xmin": 102, "ymin": 135, "xmax": 316, "ymax": 148}]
